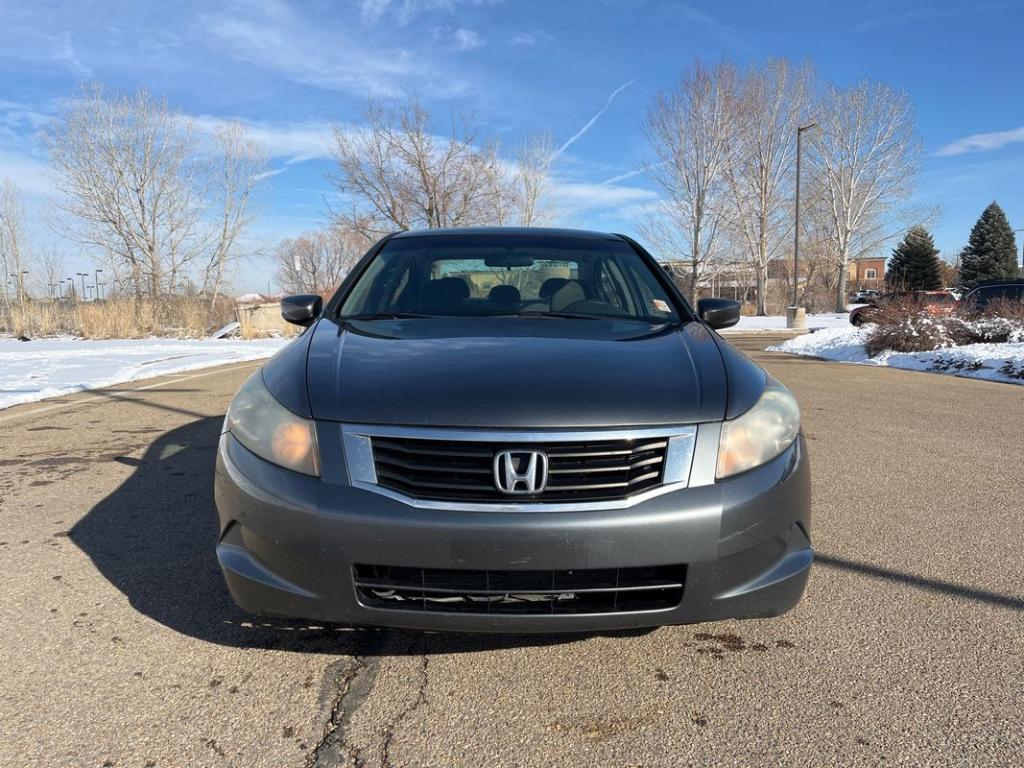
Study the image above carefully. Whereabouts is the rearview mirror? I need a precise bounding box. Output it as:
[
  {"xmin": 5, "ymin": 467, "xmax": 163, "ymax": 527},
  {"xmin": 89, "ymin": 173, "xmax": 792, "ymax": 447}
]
[
  {"xmin": 484, "ymin": 254, "xmax": 535, "ymax": 268},
  {"xmin": 281, "ymin": 294, "xmax": 323, "ymax": 327},
  {"xmin": 696, "ymin": 298, "xmax": 741, "ymax": 330}
]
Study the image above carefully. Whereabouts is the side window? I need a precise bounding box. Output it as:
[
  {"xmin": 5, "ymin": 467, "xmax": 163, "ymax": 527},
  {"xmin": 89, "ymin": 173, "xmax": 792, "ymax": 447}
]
[
  {"xmin": 595, "ymin": 260, "xmax": 634, "ymax": 313},
  {"xmin": 619, "ymin": 259, "xmax": 679, "ymax": 321},
  {"xmin": 968, "ymin": 286, "xmax": 1001, "ymax": 307}
]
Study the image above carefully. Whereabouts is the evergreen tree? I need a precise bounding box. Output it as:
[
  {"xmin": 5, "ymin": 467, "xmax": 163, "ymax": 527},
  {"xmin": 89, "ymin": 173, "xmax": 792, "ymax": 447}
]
[
  {"xmin": 959, "ymin": 202, "xmax": 1019, "ymax": 288},
  {"xmin": 886, "ymin": 225, "xmax": 942, "ymax": 291}
]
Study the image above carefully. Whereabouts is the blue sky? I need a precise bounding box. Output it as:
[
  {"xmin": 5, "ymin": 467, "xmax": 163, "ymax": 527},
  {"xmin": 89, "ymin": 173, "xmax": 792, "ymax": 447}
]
[{"xmin": 1, "ymin": 0, "xmax": 1022, "ymax": 293}]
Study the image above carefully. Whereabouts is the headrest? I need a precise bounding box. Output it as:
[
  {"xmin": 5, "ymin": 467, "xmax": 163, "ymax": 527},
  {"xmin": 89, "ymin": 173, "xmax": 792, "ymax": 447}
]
[
  {"xmin": 420, "ymin": 277, "xmax": 470, "ymax": 312},
  {"xmin": 488, "ymin": 284, "xmax": 521, "ymax": 304},
  {"xmin": 539, "ymin": 277, "xmax": 570, "ymax": 299}
]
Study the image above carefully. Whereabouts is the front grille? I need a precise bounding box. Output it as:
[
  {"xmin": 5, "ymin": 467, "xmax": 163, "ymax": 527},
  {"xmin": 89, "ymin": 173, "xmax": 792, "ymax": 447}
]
[
  {"xmin": 371, "ymin": 436, "xmax": 668, "ymax": 502},
  {"xmin": 353, "ymin": 564, "xmax": 686, "ymax": 614}
]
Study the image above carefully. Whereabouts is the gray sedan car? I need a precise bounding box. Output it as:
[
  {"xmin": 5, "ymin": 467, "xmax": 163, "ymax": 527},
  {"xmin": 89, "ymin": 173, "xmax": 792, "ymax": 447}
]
[{"xmin": 215, "ymin": 228, "xmax": 811, "ymax": 632}]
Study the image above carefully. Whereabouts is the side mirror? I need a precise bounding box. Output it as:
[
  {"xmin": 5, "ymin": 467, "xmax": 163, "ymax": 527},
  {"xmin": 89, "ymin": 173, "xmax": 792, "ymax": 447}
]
[
  {"xmin": 696, "ymin": 298, "xmax": 741, "ymax": 330},
  {"xmin": 281, "ymin": 294, "xmax": 323, "ymax": 327}
]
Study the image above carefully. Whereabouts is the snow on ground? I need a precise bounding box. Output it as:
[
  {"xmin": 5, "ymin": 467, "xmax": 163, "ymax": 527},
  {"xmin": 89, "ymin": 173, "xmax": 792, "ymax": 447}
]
[
  {"xmin": 722, "ymin": 311, "xmax": 856, "ymax": 333},
  {"xmin": 768, "ymin": 326, "xmax": 1024, "ymax": 385},
  {"xmin": 0, "ymin": 337, "xmax": 290, "ymax": 410}
]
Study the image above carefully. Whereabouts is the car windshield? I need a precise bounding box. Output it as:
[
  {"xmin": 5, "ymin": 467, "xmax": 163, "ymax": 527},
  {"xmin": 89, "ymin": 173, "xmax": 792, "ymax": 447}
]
[{"xmin": 337, "ymin": 233, "xmax": 683, "ymax": 323}]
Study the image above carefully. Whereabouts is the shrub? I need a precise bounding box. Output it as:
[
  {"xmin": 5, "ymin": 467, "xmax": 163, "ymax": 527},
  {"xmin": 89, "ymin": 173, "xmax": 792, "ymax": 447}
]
[{"xmin": 864, "ymin": 298, "xmax": 1024, "ymax": 356}]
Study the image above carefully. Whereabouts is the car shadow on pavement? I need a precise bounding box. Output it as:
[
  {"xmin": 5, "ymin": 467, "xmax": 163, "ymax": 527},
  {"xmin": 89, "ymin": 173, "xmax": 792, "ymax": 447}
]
[{"xmin": 70, "ymin": 417, "xmax": 635, "ymax": 656}]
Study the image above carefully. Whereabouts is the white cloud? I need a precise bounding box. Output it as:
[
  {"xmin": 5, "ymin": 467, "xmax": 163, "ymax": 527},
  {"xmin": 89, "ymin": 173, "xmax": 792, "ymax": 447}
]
[
  {"xmin": 549, "ymin": 180, "xmax": 657, "ymax": 213},
  {"xmin": 935, "ymin": 126, "xmax": 1024, "ymax": 157},
  {"xmin": 0, "ymin": 27, "xmax": 91, "ymax": 80},
  {"xmin": 511, "ymin": 30, "xmax": 552, "ymax": 46},
  {"xmin": 0, "ymin": 149, "xmax": 54, "ymax": 197},
  {"xmin": 453, "ymin": 28, "xmax": 484, "ymax": 50},
  {"xmin": 199, "ymin": 1, "xmax": 453, "ymax": 97},
  {"xmin": 360, "ymin": 0, "xmax": 502, "ymax": 26},
  {"xmin": 192, "ymin": 115, "xmax": 336, "ymax": 163}
]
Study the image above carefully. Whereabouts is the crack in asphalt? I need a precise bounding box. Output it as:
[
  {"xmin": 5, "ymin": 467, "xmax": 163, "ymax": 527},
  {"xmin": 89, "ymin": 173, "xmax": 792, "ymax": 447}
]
[
  {"xmin": 380, "ymin": 636, "xmax": 430, "ymax": 768},
  {"xmin": 305, "ymin": 635, "xmax": 384, "ymax": 768}
]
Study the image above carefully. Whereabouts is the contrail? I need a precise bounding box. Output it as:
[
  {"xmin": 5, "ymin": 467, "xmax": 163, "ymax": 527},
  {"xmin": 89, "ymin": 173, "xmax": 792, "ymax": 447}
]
[
  {"xmin": 554, "ymin": 80, "xmax": 635, "ymax": 159},
  {"xmin": 601, "ymin": 168, "xmax": 644, "ymax": 185}
]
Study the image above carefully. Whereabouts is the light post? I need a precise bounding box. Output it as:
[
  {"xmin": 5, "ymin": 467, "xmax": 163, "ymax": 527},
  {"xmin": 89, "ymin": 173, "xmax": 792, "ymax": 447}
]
[
  {"xmin": 10, "ymin": 271, "xmax": 27, "ymax": 303},
  {"xmin": 1014, "ymin": 228, "xmax": 1024, "ymax": 277},
  {"xmin": 94, "ymin": 269, "xmax": 104, "ymax": 300},
  {"xmin": 788, "ymin": 122, "xmax": 817, "ymax": 329},
  {"xmin": 77, "ymin": 272, "xmax": 88, "ymax": 299}
]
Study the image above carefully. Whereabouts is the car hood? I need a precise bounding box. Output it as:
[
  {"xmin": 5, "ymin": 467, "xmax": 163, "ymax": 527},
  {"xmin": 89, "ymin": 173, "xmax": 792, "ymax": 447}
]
[{"xmin": 302, "ymin": 316, "xmax": 729, "ymax": 428}]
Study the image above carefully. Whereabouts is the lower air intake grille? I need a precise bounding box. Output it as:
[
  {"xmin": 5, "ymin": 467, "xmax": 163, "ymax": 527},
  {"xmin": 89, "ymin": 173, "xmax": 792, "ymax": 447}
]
[{"xmin": 353, "ymin": 564, "xmax": 685, "ymax": 615}]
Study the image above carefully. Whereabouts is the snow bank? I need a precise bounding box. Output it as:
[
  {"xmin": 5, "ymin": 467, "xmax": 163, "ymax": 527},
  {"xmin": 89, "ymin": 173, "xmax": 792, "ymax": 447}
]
[
  {"xmin": 767, "ymin": 326, "xmax": 1024, "ymax": 385},
  {"xmin": 722, "ymin": 312, "xmax": 855, "ymax": 333},
  {"xmin": 0, "ymin": 337, "xmax": 290, "ymax": 410}
]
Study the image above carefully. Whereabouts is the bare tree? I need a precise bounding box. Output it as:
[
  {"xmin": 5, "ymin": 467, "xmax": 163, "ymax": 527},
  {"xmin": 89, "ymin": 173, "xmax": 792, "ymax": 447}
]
[
  {"xmin": 45, "ymin": 84, "xmax": 205, "ymax": 299},
  {"xmin": 330, "ymin": 98, "xmax": 496, "ymax": 239},
  {"xmin": 478, "ymin": 140, "xmax": 518, "ymax": 226},
  {"xmin": 723, "ymin": 59, "xmax": 812, "ymax": 315},
  {"xmin": 806, "ymin": 80, "xmax": 924, "ymax": 311},
  {"xmin": 515, "ymin": 133, "xmax": 554, "ymax": 226},
  {"xmin": 330, "ymin": 97, "xmax": 553, "ymax": 238},
  {"xmin": 0, "ymin": 179, "xmax": 29, "ymax": 306},
  {"xmin": 276, "ymin": 228, "xmax": 364, "ymax": 295},
  {"xmin": 36, "ymin": 250, "xmax": 65, "ymax": 299},
  {"xmin": 201, "ymin": 121, "xmax": 268, "ymax": 307},
  {"xmin": 641, "ymin": 61, "xmax": 737, "ymax": 303}
]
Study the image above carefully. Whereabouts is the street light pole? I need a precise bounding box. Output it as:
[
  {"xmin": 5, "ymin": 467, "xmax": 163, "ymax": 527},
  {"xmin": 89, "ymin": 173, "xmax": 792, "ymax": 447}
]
[
  {"xmin": 77, "ymin": 272, "xmax": 88, "ymax": 299},
  {"xmin": 1014, "ymin": 228, "xmax": 1024, "ymax": 277},
  {"xmin": 94, "ymin": 269, "xmax": 104, "ymax": 300},
  {"xmin": 792, "ymin": 122, "xmax": 817, "ymax": 308}
]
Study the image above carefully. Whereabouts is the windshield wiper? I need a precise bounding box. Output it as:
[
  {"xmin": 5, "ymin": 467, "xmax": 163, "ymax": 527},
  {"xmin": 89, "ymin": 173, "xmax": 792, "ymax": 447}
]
[
  {"xmin": 517, "ymin": 310, "xmax": 610, "ymax": 320},
  {"xmin": 343, "ymin": 312, "xmax": 435, "ymax": 321}
]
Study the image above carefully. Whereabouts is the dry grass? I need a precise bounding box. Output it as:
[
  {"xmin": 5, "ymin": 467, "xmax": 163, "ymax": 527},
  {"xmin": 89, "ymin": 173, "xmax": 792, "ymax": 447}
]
[{"xmin": 1, "ymin": 297, "xmax": 237, "ymax": 339}]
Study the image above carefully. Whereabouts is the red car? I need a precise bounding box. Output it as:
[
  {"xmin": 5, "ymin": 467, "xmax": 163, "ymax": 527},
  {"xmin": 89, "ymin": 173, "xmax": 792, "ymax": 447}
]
[{"xmin": 849, "ymin": 291, "xmax": 956, "ymax": 326}]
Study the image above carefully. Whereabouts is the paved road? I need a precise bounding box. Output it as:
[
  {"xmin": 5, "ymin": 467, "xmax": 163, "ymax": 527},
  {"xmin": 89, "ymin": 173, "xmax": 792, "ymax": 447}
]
[{"xmin": 2, "ymin": 336, "xmax": 1022, "ymax": 768}]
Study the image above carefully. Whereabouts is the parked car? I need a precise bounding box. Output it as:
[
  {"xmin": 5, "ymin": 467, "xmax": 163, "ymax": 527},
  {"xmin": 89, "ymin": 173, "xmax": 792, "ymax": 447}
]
[
  {"xmin": 850, "ymin": 289, "xmax": 881, "ymax": 304},
  {"xmin": 215, "ymin": 228, "xmax": 811, "ymax": 632},
  {"xmin": 849, "ymin": 290, "xmax": 956, "ymax": 326},
  {"xmin": 958, "ymin": 279, "xmax": 1024, "ymax": 312}
]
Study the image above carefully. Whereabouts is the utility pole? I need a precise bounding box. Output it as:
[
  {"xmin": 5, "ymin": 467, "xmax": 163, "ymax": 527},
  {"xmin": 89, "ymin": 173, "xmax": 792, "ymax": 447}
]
[{"xmin": 788, "ymin": 122, "xmax": 817, "ymax": 329}]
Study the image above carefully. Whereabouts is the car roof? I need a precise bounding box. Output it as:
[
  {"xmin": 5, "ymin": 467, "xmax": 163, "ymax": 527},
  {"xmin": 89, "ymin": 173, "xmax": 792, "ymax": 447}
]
[
  {"xmin": 389, "ymin": 226, "xmax": 624, "ymax": 241},
  {"xmin": 967, "ymin": 279, "xmax": 1024, "ymax": 288}
]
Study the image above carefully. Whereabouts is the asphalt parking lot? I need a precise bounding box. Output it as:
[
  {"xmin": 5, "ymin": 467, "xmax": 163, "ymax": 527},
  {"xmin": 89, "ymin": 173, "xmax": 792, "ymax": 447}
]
[{"xmin": 2, "ymin": 333, "xmax": 1022, "ymax": 768}]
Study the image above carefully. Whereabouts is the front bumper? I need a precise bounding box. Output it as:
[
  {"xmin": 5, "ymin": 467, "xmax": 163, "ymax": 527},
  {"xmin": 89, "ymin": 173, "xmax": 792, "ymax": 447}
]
[{"xmin": 214, "ymin": 428, "xmax": 812, "ymax": 633}]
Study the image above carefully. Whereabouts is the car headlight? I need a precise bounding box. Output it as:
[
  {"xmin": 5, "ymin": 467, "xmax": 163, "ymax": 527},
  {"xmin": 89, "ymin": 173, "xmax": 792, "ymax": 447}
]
[
  {"xmin": 716, "ymin": 378, "xmax": 800, "ymax": 479},
  {"xmin": 226, "ymin": 372, "xmax": 320, "ymax": 476}
]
